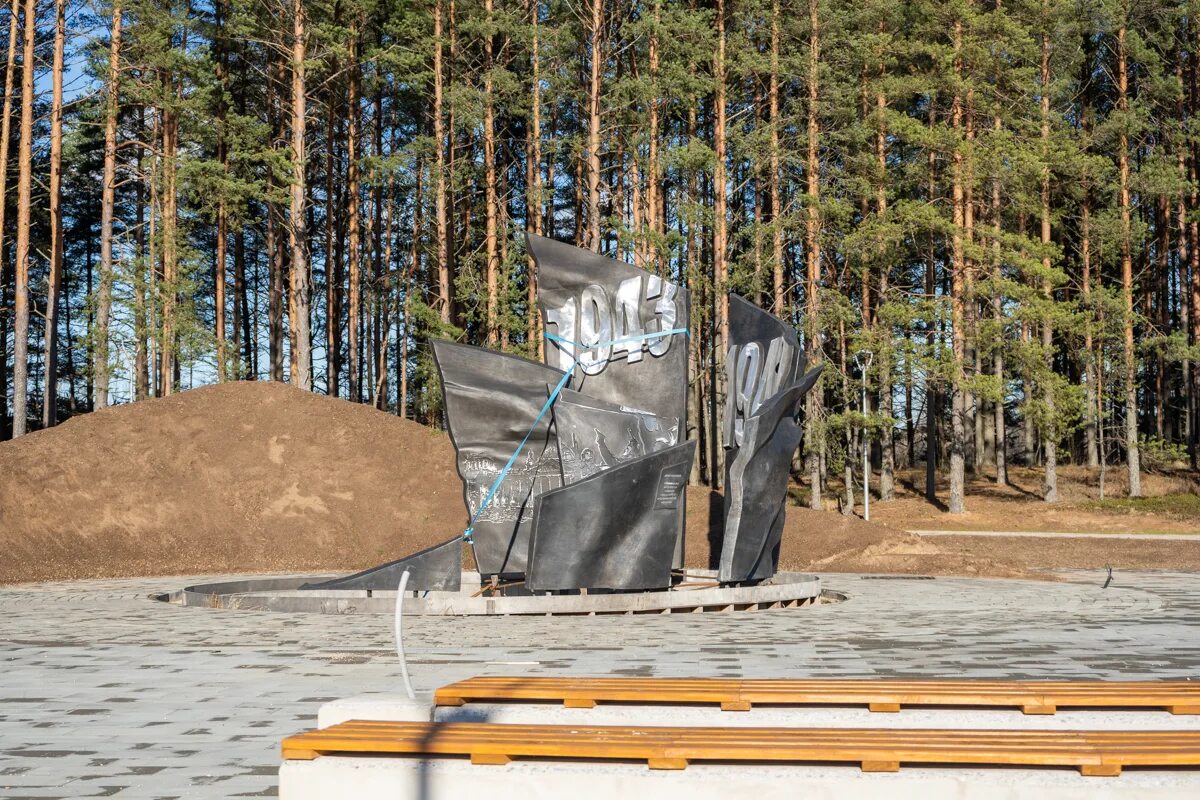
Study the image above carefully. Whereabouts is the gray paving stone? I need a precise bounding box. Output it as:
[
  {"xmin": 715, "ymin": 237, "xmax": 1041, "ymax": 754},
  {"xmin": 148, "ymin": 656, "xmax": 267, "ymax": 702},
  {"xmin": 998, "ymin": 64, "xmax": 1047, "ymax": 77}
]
[{"xmin": 1, "ymin": 569, "xmax": 1198, "ymax": 797}]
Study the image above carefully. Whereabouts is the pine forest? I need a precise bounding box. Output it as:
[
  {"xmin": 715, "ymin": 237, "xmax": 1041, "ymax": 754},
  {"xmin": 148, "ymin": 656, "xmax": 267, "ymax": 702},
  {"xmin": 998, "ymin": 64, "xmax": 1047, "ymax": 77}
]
[{"xmin": 2, "ymin": 0, "xmax": 1199, "ymax": 513}]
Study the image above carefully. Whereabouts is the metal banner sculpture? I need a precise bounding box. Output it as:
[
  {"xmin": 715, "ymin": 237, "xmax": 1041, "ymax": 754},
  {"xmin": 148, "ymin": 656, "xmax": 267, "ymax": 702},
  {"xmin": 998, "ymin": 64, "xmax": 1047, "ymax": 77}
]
[
  {"xmin": 529, "ymin": 233, "xmax": 690, "ymax": 566},
  {"xmin": 527, "ymin": 441, "xmax": 696, "ymax": 591},
  {"xmin": 719, "ymin": 294, "xmax": 823, "ymax": 583},
  {"xmin": 432, "ymin": 340, "xmax": 568, "ymax": 577},
  {"xmin": 306, "ymin": 240, "xmax": 821, "ymax": 597}
]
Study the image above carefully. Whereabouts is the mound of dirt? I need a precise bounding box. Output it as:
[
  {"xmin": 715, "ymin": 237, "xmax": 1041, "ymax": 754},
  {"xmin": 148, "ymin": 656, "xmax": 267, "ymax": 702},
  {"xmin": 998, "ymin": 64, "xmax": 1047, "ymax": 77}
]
[
  {"xmin": 0, "ymin": 382, "xmax": 465, "ymax": 584},
  {"xmin": 1, "ymin": 381, "xmax": 1020, "ymax": 584}
]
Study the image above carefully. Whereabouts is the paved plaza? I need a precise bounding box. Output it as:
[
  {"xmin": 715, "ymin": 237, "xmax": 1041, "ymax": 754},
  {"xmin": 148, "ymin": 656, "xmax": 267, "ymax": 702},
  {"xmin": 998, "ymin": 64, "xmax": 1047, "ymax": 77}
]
[{"xmin": 1, "ymin": 569, "xmax": 1199, "ymax": 797}]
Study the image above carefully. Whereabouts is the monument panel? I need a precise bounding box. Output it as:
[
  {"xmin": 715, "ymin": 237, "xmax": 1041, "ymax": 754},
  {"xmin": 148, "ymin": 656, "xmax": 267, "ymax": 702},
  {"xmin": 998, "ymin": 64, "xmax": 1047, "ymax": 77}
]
[
  {"xmin": 720, "ymin": 294, "xmax": 822, "ymax": 583},
  {"xmin": 529, "ymin": 233, "xmax": 690, "ymax": 566},
  {"xmin": 719, "ymin": 371, "xmax": 822, "ymax": 582},
  {"xmin": 526, "ymin": 441, "xmax": 697, "ymax": 591},
  {"xmin": 432, "ymin": 340, "xmax": 568, "ymax": 577}
]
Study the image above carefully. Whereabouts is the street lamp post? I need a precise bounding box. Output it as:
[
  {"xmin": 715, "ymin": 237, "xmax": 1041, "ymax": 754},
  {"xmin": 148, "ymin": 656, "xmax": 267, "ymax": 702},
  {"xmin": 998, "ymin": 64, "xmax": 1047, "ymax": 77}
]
[{"xmin": 855, "ymin": 350, "xmax": 873, "ymax": 521}]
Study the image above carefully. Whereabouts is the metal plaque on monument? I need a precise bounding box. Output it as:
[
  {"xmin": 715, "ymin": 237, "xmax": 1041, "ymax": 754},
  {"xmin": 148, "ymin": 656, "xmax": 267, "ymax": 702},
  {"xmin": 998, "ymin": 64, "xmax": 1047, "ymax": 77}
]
[{"xmin": 552, "ymin": 388, "xmax": 678, "ymax": 484}]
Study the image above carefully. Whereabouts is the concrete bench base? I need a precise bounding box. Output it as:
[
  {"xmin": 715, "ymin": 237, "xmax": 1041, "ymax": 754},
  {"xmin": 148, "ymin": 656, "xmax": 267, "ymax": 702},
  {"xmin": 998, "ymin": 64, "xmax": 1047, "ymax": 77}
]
[
  {"xmin": 280, "ymin": 754, "xmax": 1198, "ymax": 799},
  {"xmin": 283, "ymin": 694, "xmax": 1200, "ymax": 799}
]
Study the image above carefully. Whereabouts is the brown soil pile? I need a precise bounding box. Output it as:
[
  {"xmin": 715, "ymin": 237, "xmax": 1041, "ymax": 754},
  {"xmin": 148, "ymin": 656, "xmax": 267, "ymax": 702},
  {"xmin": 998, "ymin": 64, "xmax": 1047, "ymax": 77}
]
[
  {"xmin": 5, "ymin": 381, "xmax": 1191, "ymax": 585},
  {"xmin": 0, "ymin": 382, "xmax": 465, "ymax": 584}
]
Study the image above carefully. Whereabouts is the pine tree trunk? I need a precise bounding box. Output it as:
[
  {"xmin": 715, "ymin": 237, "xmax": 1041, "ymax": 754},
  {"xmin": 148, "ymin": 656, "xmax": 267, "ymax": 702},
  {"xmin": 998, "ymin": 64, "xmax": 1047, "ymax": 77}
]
[
  {"xmin": 545, "ymin": 110, "xmax": 557, "ymax": 239},
  {"xmin": 585, "ymin": 0, "xmax": 603, "ymax": 251},
  {"xmin": 525, "ymin": 0, "xmax": 543, "ymax": 355},
  {"xmin": 160, "ymin": 56, "xmax": 182, "ymax": 396},
  {"xmin": 405, "ymin": 155, "xmax": 422, "ymax": 394},
  {"xmin": 41, "ymin": 0, "xmax": 65, "ymax": 427},
  {"xmin": 769, "ymin": 0, "xmax": 783, "ymax": 315},
  {"xmin": 1082, "ymin": 184, "xmax": 1098, "ymax": 467},
  {"xmin": 629, "ymin": 135, "xmax": 642, "ymax": 266},
  {"xmin": 948, "ymin": 19, "xmax": 967, "ymax": 514},
  {"xmin": 235, "ymin": 227, "xmax": 249, "ymax": 379},
  {"xmin": 11, "ymin": 0, "xmax": 38, "ymax": 436},
  {"xmin": 925, "ymin": 105, "xmax": 938, "ymax": 502},
  {"xmin": 1154, "ymin": 198, "xmax": 1167, "ymax": 439},
  {"xmin": 875, "ymin": 38, "xmax": 894, "ymax": 502},
  {"xmin": 289, "ymin": 0, "xmax": 312, "ymax": 390},
  {"xmin": 840, "ymin": 319, "xmax": 854, "ymax": 515},
  {"xmin": 287, "ymin": 213, "xmax": 298, "ymax": 383},
  {"xmin": 134, "ymin": 106, "xmax": 148, "ymax": 397},
  {"xmin": 804, "ymin": 0, "xmax": 823, "ymax": 510},
  {"xmin": 62, "ymin": 248, "xmax": 75, "ymax": 411},
  {"xmin": 347, "ymin": 21, "xmax": 361, "ymax": 399},
  {"xmin": 267, "ymin": 205, "xmax": 284, "ymax": 381},
  {"xmin": 1079, "ymin": 34, "xmax": 1099, "ymax": 468},
  {"xmin": 905, "ymin": 358, "xmax": 915, "ymax": 467},
  {"xmin": 1189, "ymin": 20, "xmax": 1200, "ymax": 468},
  {"xmin": 324, "ymin": 88, "xmax": 339, "ymax": 394},
  {"xmin": 1116, "ymin": 23, "xmax": 1140, "ymax": 496},
  {"xmin": 687, "ymin": 103, "xmax": 702, "ymax": 485},
  {"xmin": 1097, "ymin": 308, "xmax": 1108, "ymax": 489},
  {"xmin": 433, "ymin": 0, "xmax": 450, "ymax": 327},
  {"xmin": 400, "ymin": 148, "xmax": 414, "ymax": 419},
  {"xmin": 1174, "ymin": 154, "xmax": 1188, "ymax": 453},
  {"xmin": 712, "ymin": 0, "xmax": 728, "ymax": 489},
  {"xmin": 266, "ymin": 51, "xmax": 284, "ymax": 381},
  {"xmin": 0, "ymin": 0, "xmax": 18, "ymax": 436},
  {"xmin": 147, "ymin": 110, "xmax": 160, "ymax": 395},
  {"xmin": 992, "ymin": 113, "xmax": 1008, "ymax": 485},
  {"xmin": 372, "ymin": 89, "xmax": 386, "ymax": 407},
  {"xmin": 213, "ymin": 0, "xmax": 228, "ymax": 382},
  {"xmin": 484, "ymin": 0, "xmax": 499, "ymax": 345},
  {"xmin": 647, "ymin": 1, "xmax": 662, "ymax": 270},
  {"xmin": 1021, "ymin": 319, "xmax": 1035, "ymax": 463},
  {"xmin": 446, "ymin": 0, "xmax": 460, "ymax": 326},
  {"xmin": 1040, "ymin": 19, "xmax": 1057, "ymax": 502},
  {"xmin": 965, "ymin": 87, "xmax": 978, "ymax": 476},
  {"xmin": 384, "ymin": 123, "xmax": 399, "ymax": 412}
]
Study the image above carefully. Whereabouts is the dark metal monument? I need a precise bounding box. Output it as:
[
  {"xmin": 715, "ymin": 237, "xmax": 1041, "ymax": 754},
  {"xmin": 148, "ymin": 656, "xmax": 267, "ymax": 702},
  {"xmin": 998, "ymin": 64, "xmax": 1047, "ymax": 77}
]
[
  {"xmin": 307, "ymin": 236, "xmax": 821, "ymax": 596},
  {"xmin": 719, "ymin": 295, "xmax": 824, "ymax": 582}
]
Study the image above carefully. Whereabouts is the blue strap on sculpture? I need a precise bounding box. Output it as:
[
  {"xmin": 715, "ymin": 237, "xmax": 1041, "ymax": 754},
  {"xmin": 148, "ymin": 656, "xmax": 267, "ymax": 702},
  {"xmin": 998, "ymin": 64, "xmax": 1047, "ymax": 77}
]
[{"xmin": 461, "ymin": 326, "xmax": 688, "ymax": 545}]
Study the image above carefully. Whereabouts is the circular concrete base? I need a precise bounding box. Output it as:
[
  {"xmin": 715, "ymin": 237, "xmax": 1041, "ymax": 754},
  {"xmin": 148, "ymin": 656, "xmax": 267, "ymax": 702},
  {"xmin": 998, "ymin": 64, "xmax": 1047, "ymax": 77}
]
[{"xmin": 164, "ymin": 570, "xmax": 829, "ymax": 616}]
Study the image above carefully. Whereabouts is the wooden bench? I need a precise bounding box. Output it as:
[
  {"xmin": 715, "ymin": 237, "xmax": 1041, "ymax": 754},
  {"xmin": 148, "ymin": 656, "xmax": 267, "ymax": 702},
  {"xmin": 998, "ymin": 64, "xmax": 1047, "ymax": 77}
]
[
  {"xmin": 434, "ymin": 676, "xmax": 1200, "ymax": 715},
  {"xmin": 282, "ymin": 720, "xmax": 1200, "ymax": 776}
]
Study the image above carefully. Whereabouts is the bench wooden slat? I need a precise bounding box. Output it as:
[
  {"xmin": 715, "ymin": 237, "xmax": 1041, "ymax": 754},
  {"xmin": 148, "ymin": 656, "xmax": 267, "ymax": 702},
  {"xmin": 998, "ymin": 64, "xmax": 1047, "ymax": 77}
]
[
  {"xmin": 433, "ymin": 677, "xmax": 1200, "ymax": 715},
  {"xmin": 281, "ymin": 721, "xmax": 1200, "ymax": 776},
  {"xmin": 444, "ymin": 677, "xmax": 1197, "ymax": 692}
]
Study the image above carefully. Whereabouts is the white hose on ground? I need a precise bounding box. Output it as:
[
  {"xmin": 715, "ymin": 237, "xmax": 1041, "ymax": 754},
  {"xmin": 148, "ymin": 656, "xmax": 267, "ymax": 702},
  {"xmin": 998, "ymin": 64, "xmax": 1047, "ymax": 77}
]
[{"xmin": 394, "ymin": 569, "xmax": 416, "ymax": 700}]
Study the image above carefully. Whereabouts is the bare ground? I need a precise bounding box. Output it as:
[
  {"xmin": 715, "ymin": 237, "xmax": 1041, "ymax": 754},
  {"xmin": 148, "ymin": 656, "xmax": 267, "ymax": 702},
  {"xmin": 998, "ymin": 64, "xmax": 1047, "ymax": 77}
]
[
  {"xmin": 866, "ymin": 465, "xmax": 1200, "ymax": 535},
  {"xmin": 2, "ymin": 382, "xmax": 1197, "ymax": 584},
  {"xmin": 0, "ymin": 382, "xmax": 466, "ymax": 584}
]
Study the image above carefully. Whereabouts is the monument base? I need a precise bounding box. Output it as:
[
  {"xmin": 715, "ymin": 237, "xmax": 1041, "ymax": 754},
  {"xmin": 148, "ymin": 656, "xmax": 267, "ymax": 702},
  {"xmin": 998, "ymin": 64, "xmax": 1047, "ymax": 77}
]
[{"xmin": 164, "ymin": 570, "xmax": 829, "ymax": 616}]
